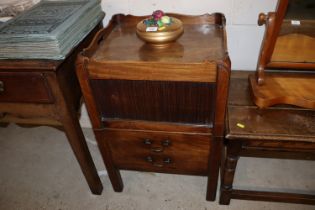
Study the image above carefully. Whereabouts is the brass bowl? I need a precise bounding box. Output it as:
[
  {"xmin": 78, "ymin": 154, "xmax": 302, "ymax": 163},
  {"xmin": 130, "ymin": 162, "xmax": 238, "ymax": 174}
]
[{"xmin": 136, "ymin": 17, "xmax": 184, "ymax": 45}]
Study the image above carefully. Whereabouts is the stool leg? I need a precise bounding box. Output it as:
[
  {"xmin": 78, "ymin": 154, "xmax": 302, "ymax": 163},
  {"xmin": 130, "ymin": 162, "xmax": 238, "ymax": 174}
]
[{"xmin": 219, "ymin": 141, "xmax": 241, "ymax": 205}]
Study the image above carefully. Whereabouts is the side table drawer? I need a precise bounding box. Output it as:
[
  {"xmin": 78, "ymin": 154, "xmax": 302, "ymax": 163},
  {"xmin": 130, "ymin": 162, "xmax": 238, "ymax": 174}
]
[
  {"xmin": 0, "ymin": 72, "xmax": 53, "ymax": 103},
  {"xmin": 99, "ymin": 129, "xmax": 211, "ymax": 175}
]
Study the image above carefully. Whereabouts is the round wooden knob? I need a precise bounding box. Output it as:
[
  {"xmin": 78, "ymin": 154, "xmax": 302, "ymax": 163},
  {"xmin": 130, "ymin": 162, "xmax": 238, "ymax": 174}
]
[{"xmin": 258, "ymin": 13, "xmax": 267, "ymax": 26}]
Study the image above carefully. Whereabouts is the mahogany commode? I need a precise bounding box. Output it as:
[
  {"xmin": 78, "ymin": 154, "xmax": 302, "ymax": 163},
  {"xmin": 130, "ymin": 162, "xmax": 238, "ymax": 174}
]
[{"xmin": 76, "ymin": 13, "xmax": 231, "ymax": 200}]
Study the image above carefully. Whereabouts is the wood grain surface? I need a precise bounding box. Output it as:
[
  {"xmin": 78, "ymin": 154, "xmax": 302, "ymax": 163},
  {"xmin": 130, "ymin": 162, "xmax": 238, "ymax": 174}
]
[
  {"xmin": 76, "ymin": 13, "xmax": 231, "ymax": 201},
  {"xmin": 249, "ymin": 73, "xmax": 315, "ymax": 109},
  {"xmin": 220, "ymin": 71, "xmax": 315, "ymax": 205}
]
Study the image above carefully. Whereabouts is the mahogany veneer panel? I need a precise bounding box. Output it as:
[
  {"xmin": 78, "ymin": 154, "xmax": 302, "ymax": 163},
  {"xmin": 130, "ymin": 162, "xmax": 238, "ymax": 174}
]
[
  {"xmin": 90, "ymin": 79, "xmax": 215, "ymax": 124},
  {"xmin": 100, "ymin": 129, "xmax": 211, "ymax": 175}
]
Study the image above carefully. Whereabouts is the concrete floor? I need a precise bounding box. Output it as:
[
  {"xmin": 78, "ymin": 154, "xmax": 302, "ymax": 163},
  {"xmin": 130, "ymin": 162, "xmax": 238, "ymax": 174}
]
[{"xmin": 0, "ymin": 124, "xmax": 315, "ymax": 210}]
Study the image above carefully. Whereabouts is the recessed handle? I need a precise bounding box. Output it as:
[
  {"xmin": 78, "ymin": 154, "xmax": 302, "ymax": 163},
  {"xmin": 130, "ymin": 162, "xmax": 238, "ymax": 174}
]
[{"xmin": 0, "ymin": 81, "xmax": 4, "ymax": 92}]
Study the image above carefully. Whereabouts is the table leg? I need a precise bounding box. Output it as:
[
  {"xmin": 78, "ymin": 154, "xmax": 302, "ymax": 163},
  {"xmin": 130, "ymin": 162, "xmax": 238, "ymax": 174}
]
[
  {"xmin": 60, "ymin": 112, "xmax": 103, "ymax": 194},
  {"xmin": 219, "ymin": 141, "xmax": 242, "ymax": 205},
  {"xmin": 46, "ymin": 73, "xmax": 103, "ymax": 195}
]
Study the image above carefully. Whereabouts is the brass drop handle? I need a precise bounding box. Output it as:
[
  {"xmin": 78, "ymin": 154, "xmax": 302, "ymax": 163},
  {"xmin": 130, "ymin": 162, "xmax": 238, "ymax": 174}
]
[
  {"xmin": 151, "ymin": 147, "xmax": 163, "ymax": 153},
  {"xmin": 145, "ymin": 156, "xmax": 172, "ymax": 167},
  {"xmin": 146, "ymin": 156, "xmax": 163, "ymax": 167},
  {"xmin": 0, "ymin": 81, "xmax": 4, "ymax": 92},
  {"xmin": 144, "ymin": 139, "xmax": 171, "ymax": 152}
]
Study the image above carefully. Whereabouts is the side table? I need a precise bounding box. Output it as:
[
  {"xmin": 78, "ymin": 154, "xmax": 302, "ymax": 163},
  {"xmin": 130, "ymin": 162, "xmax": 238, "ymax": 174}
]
[
  {"xmin": 0, "ymin": 22, "xmax": 103, "ymax": 194},
  {"xmin": 76, "ymin": 13, "xmax": 231, "ymax": 200},
  {"xmin": 220, "ymin": 71, "xmax": 315, "ymax": 205}
]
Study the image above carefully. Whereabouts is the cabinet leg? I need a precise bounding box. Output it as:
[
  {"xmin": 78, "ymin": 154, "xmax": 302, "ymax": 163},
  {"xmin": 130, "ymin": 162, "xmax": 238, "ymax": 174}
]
[
  {"xmin": 206, "ymin": 138, "xmax": 222, "ymax": 201},
  {"xmin": 219, "ymin": 141, "xmax": 241, "ymax": 205},
  {"xmin": 94, "ymin": 131, "xmax": 124, "ymax": 192}
]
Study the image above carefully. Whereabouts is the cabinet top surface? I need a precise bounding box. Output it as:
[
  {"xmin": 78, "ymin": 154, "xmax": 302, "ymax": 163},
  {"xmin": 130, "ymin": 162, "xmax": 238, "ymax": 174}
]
[
  {"xmin": 226, "ymin": 71, "xmax": 315, "ymax": 142},
  {"xmin": 90, "ymin": 14, "xmax": 227, "ymax": 63}
]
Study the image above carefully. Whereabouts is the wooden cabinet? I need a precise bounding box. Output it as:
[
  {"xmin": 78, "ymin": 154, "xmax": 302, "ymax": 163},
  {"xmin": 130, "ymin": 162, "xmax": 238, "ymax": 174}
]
[
  {"xmin": 250, "ymin": 0, "xmax": 315, "ymax": 109},
  {"xmin": 0, "ymin": 22, "xmax": 104, "ymax": 195},
  {"xmin": 76, "ymin": 13, "xmax": 231, "ymax": 201}
]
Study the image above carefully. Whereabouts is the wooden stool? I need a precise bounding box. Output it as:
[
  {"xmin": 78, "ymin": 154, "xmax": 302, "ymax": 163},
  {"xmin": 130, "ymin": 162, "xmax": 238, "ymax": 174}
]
[{"xmin": 220, "ymin": 71, "xmax": 315, "ymax": 205}]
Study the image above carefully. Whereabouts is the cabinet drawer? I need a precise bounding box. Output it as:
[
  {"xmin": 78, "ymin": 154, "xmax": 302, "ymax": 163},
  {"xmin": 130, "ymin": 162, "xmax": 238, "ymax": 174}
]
[
  {"xmin": 102, "ymin": 129, "xmax": 211, "ymax": 175},
  {"xmin": 0, "ymin": 72, "xmax": 53, "ymax": 103}
]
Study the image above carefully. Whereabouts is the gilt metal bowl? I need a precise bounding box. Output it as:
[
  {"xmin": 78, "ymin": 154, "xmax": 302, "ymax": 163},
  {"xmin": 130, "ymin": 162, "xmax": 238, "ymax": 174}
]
[{"xmin": 136, "ymin": 17, "xmax": 184, "ymax": 45}]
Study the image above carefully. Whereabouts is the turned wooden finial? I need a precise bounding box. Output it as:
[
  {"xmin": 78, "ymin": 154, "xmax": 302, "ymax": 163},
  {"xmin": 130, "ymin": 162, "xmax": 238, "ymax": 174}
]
[{"xmin": 258, "ymin": 13, "xmax": 267, "ymax": 26}]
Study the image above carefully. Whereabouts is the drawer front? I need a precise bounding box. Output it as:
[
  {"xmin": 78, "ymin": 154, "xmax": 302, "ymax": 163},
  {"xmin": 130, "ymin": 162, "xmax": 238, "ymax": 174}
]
[
  {"xmin": 104, "ymin": 130, "xmax": 211, "ymax": 175},
  {"xmin": 0, "ymin": 72, "xmax": 53, "ymax": 103}
]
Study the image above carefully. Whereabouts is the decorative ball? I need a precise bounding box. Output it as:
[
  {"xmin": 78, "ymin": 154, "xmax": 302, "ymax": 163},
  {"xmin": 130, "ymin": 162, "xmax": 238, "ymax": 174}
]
[
  {"xmin": 161, "ymin": 16, "xmax": 171, "ymax": 24},
  {"xmin": 157, "ymin": 20, "xmax": 163, "ymax": 27},
  {"xmin": 152, "ymin": 10, "xmax": 164, "ymax": 20}
]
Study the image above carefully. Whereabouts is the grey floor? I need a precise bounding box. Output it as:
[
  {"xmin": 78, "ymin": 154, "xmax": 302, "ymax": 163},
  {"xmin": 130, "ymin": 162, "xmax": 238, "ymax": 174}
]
[{"xmin": 1, "ymin": 124, "xmax": 315, "ymax": 210}]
